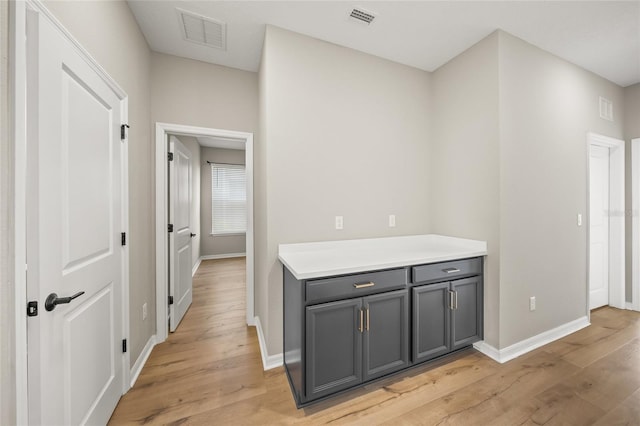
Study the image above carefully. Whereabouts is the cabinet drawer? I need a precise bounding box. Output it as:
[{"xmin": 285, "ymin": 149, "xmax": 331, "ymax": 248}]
[
  {"xmin": 412, "ymin": 258, "xmax": 481, "ymax": 284},
  {"xmin": 306, "ymin": 268, "xmax": 408, "ymax": 304}
]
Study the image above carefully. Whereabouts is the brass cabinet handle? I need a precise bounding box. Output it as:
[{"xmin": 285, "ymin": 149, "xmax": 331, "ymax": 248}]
[
  {"xmin": 443, "ymin": 268, "xmax": 461, "ymax": 274},
  {"xmin": 366, "ymin": 307, "xmax": 370, "ymax": 331},
  {"xmin": 354, "ymin": 282, "xmax": 375, "ymax": 289}
]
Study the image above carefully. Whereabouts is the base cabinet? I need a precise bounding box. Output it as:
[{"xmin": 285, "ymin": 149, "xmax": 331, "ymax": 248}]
[
  {"xmin": 305, "ymin": 290, "xmax": 409, "ymax": 400},
  {"xmin": 284, "ymin": 257, "xmax": 483, "ymax": 407},
  {"xmin": 412, "ymin": 276, "xmax": 483, "ymax": 363}
]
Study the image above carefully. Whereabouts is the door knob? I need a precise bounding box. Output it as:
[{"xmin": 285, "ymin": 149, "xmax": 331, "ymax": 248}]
[
  {"xmin": 190, "ymin": 233, "xmax": 196, "ymax": 238},
  {"xmin": 45, "ymin": 291, "xmax": 85, "ymax": 311}
]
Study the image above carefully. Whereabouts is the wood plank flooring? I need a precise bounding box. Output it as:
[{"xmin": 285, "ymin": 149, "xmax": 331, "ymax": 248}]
[{"xmin": 109, "ymin": 259, "xmax": 640, "ymax": 425}]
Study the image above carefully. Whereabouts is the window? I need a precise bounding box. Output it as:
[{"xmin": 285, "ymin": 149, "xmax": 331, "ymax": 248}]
[{"xmin": 211, "ymin": 163, "xmax": 246, "ymax": 235}]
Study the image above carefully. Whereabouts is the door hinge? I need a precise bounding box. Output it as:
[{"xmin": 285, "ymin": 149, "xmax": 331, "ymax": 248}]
[
  {"xmin": 120, "ymin": 124, "xmax": 130, "ymax": 141},
  {"xmin": 169, "ymin": 296, "xmax": 174, "ymax": 305},
  {"xmin": 168, "ymin": 152, "xmax": 174, "ymax": 161},
  {"xmin": 168, "ymin": 224, "xmax": 173, "ymax": 233},
  {"xmin": 27, "ymin": 301, "xmax": 38, "ymax": 317},
  {"xmin": 121, "ymin": 232, "xmax": 126, "ymax": 246},
  {"xmin": 122, "ymin": 339, "xmax": 127, "ymax": 353}
]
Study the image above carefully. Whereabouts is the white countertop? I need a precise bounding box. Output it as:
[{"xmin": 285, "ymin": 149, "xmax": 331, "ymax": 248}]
[{"xmin": 278, "ymin": 234, "xmax": 487, "ymax": 280}]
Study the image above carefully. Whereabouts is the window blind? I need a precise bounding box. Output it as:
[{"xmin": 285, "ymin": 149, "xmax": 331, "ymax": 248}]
[{"xmin": 211, "ymin": 163, "xmax": 246, "ymax": 235}]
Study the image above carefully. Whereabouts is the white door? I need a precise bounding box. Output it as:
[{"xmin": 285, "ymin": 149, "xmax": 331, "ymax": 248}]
[
  {"xmin": 26, "ymin": 9, "xmax": 126, "ymax": 426},
  {"xmin": 169, "ymin": 137, "xmax": 193, "ymax": 331},
  {"xmin": 589, "ymin": 145, "xmax": 610, "ymax": 309}
]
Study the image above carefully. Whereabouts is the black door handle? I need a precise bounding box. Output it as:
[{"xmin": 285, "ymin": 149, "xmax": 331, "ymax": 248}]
[
  {"xmin": 190, "ymin": 233, "xmax": 196, "ymax": 238},
  {"xmin": 45, "ymin": 291, "xmax": 85, "ymax": 311}
]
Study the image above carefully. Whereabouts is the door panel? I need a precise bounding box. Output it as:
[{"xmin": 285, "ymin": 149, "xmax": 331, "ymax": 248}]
[
  {"xmin": 363, "ymin": 290, "xmax": 409, "ymax": 381},
  {"xmin": 26, "ymin": 9, "xmax": 124, "ymax": 425},
  {"xmin": 169, "ymin": 137, "xmax": 193, "ymax": 331},
  {"xmin": 413, "ymin": 282, "xmax": 451, "ymax": 362},
  {"xmin": 451, "ymin": 277, "xmax": 482, "ymax": 350},
  {"xmin": 305, "ymin": 299, "xmax": 362, "ymax": 400},
  {"xmin": 590, "ymin": 145, "xmax": 610, "ymax": 309}
]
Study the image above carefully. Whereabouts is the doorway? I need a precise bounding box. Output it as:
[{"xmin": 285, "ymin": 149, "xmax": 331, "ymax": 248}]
[
  {"xmin": 155, "ymin": 123, "xmax": 254, "ymax": 344},
  {"xmin": 631, "ymin": 138, "xmax": 640, "ymax": 311},
  {"xmin": 587, "ymin": 132, "xmax": 625, "ymax": 311}
]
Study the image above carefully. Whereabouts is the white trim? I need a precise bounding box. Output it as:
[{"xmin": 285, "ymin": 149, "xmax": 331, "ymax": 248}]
[
  {"xmin": 155, "ymin": 123, "xmax": 255, "ymax": 344},
  {"xmin": 129, "ymin": 335, "xmax": 156, "ymax": 388},
  {"xmin": 12, "ymin": 1, "xmax": 29, "ymax": 423},
  {"xmin": 200, "ymin": 253, "xmax": 247, "ymax": 261},
  {"xmin": 192, "ymin": 258, "xmax": 202, "ymax": 277},
  {"xmin": 632, "ymin": 138, "xmax": 640, "ymax": 312},
  {"xmin": 254, "ymin": 316, "xmax": 283, "ymax": 370},
  {"xmin": 587, "ymin": 132, "xmax": 625, "ymax": 310},
  {"xmin": 627, "ymin": 302, "xmax": 635, "ymax": 311},
  {"xmin": 474, "ymin": 316, "xmax": 590, "ymax": 363}
]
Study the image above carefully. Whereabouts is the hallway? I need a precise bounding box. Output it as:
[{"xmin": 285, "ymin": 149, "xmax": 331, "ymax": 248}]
[{"xmin": 109, "ymin": 258, "xmax": 640, "ymax": 425}]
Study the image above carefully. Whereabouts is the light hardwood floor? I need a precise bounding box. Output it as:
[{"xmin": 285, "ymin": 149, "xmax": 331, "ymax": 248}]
[{"xmin": 109, "ymin": 258, "xmax": 640, "ymax": 425}]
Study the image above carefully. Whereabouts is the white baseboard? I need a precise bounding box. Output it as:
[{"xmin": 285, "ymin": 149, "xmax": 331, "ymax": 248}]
[
  {"xmin": 192, "ymin": 257, "xmax": 202, "ymax": 276},
  {"xmin": 200, "ymin": 253, "xmax": 246, "ymax": 260},
  {"xmin": 473, "ymin": 316, "xmax": 590, "ymax": 364},
  {"xmin": 626, "ymin": 302, "xmax": 637, "ymax": 311},
  {"xmin": 254, "ymin": 316, "xmax": 283, "ymax": 370},
  {"xmin": 130, "ymin": 334, "xmax": 156, "ymax": 388}
]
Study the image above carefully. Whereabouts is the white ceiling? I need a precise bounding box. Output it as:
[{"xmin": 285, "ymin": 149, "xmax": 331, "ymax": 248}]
[{"xmin": 128, "ymin": 1, "xmax": 640, "ymax": 87}]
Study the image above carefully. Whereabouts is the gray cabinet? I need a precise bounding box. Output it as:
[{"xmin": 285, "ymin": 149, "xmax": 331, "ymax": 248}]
[
  {"xmin": 283, "ymin": 256, "xmax": 483, "ymax": 408},
  {"xmin": 413, "ymin": 276, "xmax": 483, "ymax": 363},
  {"xmin": 305, "ymin": 289, "xmax": 409, "ymax": 400}
]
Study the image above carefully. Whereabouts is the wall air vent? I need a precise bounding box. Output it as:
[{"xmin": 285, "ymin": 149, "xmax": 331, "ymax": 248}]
[
  {"xmin": 177, "ymin": 8, "xmax": 226, "ymax": 50},
  {"xmin": 349, "ymin": 7, "xmax": 377, "ymax": 25},
  {"xmin": 599, "ymin": 96, "xmax": 613, "ymax": 121}
]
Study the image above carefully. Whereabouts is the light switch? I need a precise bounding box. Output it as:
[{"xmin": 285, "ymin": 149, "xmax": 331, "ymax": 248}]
[
  {"xmin": 577, "ymin": 213, "xmax": 582, "ymax": 226},
  {"xmin": 335, "ymin": 216, "xmax": 343, "ymax": 230},
  {"xmin": 389, "ymin": 215, "xmax": 396, "ymax": 227}
]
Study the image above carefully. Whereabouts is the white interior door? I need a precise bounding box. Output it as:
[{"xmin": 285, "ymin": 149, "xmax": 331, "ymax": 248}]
[
  {"xmin": 169, "ymin": 137, "xmax": 193, "ymax": 332},
  {"xmin": 26, "ymin": 9, "xmax": 125, "ymax": 425},
  {"xmin": 589, "ymin": 145, "xmax": 610, "ymax": 309}
]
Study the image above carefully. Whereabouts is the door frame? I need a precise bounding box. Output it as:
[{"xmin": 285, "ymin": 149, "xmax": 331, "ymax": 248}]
[
  {"xmin": 155, "ymin": 122, "xmax": 255, "ymax": 343},
  {"xmin": 12, "ymin": 0, "xmax": 131, "ymax": 422},
  {"xmin": 631, "ymin": 138, "xmax": 640, "ymax": 311},
  {"xmin": 587, "ymin": 132, "xmax": 625, "ymax": 310}
]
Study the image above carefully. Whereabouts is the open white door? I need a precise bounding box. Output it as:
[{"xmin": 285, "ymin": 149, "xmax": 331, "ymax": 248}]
[
  {"xmin": 25, "ymin": 8, "xmax": 126, "ymax": 425},
  {"xmin": 589, "ymin": 145, "xmax": 610, "ymax": 309},
  {"xmin": 169, "ymin": 136, "xmax": 194, "ymax": 331}
]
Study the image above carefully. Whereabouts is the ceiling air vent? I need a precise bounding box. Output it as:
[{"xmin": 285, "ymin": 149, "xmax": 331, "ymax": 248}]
[
  {"xmin": 349, "ymin": 7, "xmax": 376, "ymax": 25},
  {"xmin": 177, "ymin": 8, "xmax": 226, "ymax": 50}
]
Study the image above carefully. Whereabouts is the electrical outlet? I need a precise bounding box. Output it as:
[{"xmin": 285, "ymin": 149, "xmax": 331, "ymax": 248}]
[
  {"xmin": 335, "ymin": 216, "xmax": 344, "ymax": 230},
  {"xmin": 529, "ymin": 296, "xmax": 536, "ymax": 312},
  {"xmin": 389, "ymin": 214, "xmax": 396, "ymax": 227},
  {"xmin": 142, "ymin": 302, "xmax": 148, "ymax": 320}
]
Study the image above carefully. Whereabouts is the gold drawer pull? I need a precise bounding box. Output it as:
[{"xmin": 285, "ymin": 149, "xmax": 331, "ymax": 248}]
[
  {"xmin": 354, "ymin": 282, "xmax": 375, "ymax": 289},
  {"xmin": 443, "ymin": 268, "xmax": 461, "ymax": 274}
]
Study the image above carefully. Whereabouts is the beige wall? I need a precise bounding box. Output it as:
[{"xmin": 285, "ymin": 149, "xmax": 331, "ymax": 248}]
[
  {"xmin": 172, "ymin": 136, "xmax": 201, "ymax": 267},
  {"xmin": 0, "ymin": 0, "xmax": 14, "ymax": 423},
  {"xmin": 430, "ymin": 32, "xmax": 501, "ymax": 348},
  {"xmin": 200, "ymin": 147, "xmax": 247, "ymax": 257},
  {"xmin": 259, "ymin": 26, "xmax": 432, "ymax": 354},
  {"xmin": 498, "ymin": 32, "xmax": 624, "ymax": 347},
  {"xmin": 150, "ymin": 52, "xmax": 258, "ymax": 134},
  {"xmin": 43, "ymin": 0, "xmax": 154, "ymax": 365},
  {"xmin": 625, "ymin": 83, "xmax": 640, "ymax": 302}
]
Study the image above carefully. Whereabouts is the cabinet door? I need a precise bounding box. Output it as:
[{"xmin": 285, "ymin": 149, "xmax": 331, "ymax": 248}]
[
  {"xmin": 451, "ymin": 277, "xmax": 483, "ymax": 350},
  {"xmin": 412, "ymin": 282, "xmax": 451, "ymax": 363},
  {"xmin": 363, "ymin": 290, "xmax": 409, "ymax": 381},
  {"xmin": 305, "ymin": 299, "xmax": 363, "ymax": 400}
]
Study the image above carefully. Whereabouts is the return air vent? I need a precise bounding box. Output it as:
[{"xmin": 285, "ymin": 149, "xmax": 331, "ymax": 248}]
[
  {"xmin": 177, "ymin": 8, "xmax": 226, "ymax": 50},
  {"xmin": 349, "ymin": 7, "xmax": 376, "ymax": 25}
]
